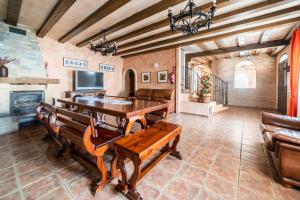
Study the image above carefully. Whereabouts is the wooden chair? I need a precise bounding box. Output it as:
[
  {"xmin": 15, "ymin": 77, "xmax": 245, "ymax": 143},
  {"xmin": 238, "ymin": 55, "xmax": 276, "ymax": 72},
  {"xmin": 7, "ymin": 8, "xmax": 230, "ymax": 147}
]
[
  {"xmin": 36, "ymin": 102, "xmax": 55, "ymax": 139},
  {"xmin": 114, "ymin": 121, "xmax": 182, "ymax": 200},
  {"xmin": 48, "ymin": 108, "xmax": 123, "ymax": 194}
]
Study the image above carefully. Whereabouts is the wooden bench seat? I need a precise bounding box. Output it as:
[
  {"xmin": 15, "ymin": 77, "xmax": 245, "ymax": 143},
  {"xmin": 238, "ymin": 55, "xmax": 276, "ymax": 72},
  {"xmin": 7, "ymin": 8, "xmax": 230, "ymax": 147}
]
[
  {"xmin": 114, "ymin": 121, "xmax": 182, "ymax": 200},
  {"xmin": 49, "ymin": 108, "xmax": 123, "ymax": 195}
]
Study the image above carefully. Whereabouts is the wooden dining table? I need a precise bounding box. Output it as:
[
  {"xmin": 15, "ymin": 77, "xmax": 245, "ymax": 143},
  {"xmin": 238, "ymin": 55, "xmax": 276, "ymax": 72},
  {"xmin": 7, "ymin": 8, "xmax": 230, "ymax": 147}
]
[{"xmin": 57, "ymin": 96, "xmax": 169, "ymax": 135}]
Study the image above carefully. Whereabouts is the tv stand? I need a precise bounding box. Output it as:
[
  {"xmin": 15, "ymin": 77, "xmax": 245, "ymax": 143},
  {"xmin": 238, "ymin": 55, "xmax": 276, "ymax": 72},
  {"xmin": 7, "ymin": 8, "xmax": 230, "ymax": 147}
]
[{"xmin": 65, "ymin": 90, "xmax": 106, "ymax": 98}]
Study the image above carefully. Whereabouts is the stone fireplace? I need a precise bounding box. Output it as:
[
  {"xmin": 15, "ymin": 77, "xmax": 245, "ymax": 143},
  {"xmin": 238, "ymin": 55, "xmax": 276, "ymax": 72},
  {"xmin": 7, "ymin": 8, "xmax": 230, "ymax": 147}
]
[{"xmin": 0, "ymin": 78, "xmax": 59, "ymax": 135}]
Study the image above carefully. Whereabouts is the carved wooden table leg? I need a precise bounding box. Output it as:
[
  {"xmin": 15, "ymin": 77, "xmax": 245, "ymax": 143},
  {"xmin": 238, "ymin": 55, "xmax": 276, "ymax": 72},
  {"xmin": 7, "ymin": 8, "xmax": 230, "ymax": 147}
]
[
  {"xmin": 126, "ymin": 157, "xmax": 142, "ymax": 200},
  {"xmin": 169, "ymin": 134, "xmax": 182, "ymax": 160},
  {"xmin": 115, "ymin": 150, "xmax": 129, "ymax": 193},
  {"xmin": 91, "ymin": 146, "xmax": 110, "ymax": 195}
]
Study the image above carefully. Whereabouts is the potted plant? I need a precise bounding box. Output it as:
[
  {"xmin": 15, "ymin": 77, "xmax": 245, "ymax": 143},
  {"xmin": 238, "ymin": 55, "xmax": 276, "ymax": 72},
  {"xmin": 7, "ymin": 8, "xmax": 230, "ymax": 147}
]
[
  {"xmin": 196, "ymin": 74, "xmax": 212, "ymax": 103},
  {"xmin": 0, "ymin": 56, "xmax": 18, "ymax": 77}
]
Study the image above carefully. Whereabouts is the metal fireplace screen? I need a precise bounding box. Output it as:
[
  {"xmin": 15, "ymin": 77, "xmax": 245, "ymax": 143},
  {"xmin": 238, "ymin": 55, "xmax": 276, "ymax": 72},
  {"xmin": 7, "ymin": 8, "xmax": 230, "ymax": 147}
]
[{"xmin": 10, "ymin": 91, "xmax": 44, "ymax": 115}]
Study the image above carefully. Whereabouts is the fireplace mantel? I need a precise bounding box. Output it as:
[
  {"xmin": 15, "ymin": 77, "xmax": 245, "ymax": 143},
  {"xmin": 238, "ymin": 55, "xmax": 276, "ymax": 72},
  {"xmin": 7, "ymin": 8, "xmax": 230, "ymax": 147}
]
[{"xmin": 0, "ymin": 77, "xmax": 59, "ymax": 84}]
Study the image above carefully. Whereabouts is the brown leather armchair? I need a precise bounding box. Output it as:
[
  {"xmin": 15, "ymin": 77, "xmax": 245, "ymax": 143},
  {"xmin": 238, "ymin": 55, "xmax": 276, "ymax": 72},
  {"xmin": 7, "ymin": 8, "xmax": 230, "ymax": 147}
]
[{"xmin": 261, "ymin": 112, "xmax": 300, "ymax": 188}]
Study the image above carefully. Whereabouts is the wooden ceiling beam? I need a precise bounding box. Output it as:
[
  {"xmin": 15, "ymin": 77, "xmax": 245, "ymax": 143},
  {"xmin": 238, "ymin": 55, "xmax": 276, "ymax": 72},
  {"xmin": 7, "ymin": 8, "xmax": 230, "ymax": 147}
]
[
  {"xmin": 117, "ymin": 6, "xmax": 300, "ymax": 56},
  {"xmin": 188, "ymin": 40, "xmax": 289, "ymax": 58},
  {"xmin": 7, "ymin": 0, "xmax": 22, "ymax": 26},
  {"xmin": 109, "ymin": 0, "xmax": 229, "ymax": 44},
  {"xmin": 121, "ymin": 17, "xmax": 299, "ymax": 58},
  {"xmin": 76, "ymin": 0, "xmax": 188, "ymax": 47},
  {"xmin": 59, "ymin": 0, "xmax": 130, "ymax": 43},
  {"xmin": 37, "ymin": 0, "xmax": 76, "ymax": 37},
  {"xmin": 118, "ymin": 0, "xmax": 284, "ymax": 50}
]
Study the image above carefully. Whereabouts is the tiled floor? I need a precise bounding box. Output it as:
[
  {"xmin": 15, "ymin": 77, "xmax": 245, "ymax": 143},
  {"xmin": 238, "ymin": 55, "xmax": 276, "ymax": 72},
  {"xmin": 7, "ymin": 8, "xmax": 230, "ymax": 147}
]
[{"xmin": 0, "ymin": 107, "xmax": 300, "ymax": 200}]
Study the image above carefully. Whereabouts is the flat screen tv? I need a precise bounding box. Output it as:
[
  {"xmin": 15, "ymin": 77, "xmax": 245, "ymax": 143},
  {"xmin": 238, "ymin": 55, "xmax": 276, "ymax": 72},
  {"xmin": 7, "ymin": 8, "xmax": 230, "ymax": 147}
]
[{"xmin": 75, "ymin": 71, "xmax": 104, "ymax": 91}]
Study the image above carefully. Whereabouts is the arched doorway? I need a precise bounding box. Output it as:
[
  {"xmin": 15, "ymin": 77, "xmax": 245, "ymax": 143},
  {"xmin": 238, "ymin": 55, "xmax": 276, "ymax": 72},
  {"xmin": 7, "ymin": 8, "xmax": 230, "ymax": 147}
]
[
  {"xmin": 123, "ymin": 68, "xmax": 137, "ymax": 97},
  {"xmin": 278, "ymin": 54, "xmax": 289, "ymax": 114}
]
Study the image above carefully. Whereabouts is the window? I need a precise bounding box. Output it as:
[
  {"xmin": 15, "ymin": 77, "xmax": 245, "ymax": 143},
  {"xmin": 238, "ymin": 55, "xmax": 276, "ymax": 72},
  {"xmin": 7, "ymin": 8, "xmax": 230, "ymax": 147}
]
[{"xmin": 234, "ymin": 60, "xmax": 256, "ymax": 89}]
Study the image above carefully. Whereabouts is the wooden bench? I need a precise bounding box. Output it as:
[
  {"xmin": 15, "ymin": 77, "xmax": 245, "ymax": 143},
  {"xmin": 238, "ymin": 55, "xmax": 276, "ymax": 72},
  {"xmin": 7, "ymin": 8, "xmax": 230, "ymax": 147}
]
[
  {"xmin": 36, "ymin": 101, "xmax": 55, "ymax": 140},
  {"xmin": 114, "ymin": 121, "xmax": 182, "ymax": 200},
  {"xmin": 48, "ymin": 108, "xmax": 123, "ymax": 194}
]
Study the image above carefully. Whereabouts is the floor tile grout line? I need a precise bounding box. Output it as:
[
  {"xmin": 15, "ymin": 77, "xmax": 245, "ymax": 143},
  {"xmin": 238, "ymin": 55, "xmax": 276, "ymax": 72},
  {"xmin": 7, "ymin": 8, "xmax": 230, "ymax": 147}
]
[
  {"xmin": 7, "ymin": 134, "xmax": 26, "ymax": 200},
  {"xmin": 26, "ymin": 130, "xmax": 78, "ymax": 200},
  {"xmin": 155, "ymin": 138, "xmax": 205, "ymax": 200}
]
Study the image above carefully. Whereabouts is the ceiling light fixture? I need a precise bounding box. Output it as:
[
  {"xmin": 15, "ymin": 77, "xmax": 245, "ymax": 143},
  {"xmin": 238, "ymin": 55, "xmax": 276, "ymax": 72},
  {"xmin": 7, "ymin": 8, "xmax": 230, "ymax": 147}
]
[
  {"xmin": 90, "ymin": 34, "xmax": 117, "ymax": 56},
  {"xmin": 168, "ymin": 0, "xmax": 216, "ymax": 36}
]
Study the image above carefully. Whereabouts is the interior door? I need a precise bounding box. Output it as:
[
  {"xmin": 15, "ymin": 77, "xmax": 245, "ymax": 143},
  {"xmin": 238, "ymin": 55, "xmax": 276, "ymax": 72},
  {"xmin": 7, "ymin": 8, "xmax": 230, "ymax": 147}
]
[{"xmin": 278, "ymin": 61, "xmax": 288, "ymax": 114}]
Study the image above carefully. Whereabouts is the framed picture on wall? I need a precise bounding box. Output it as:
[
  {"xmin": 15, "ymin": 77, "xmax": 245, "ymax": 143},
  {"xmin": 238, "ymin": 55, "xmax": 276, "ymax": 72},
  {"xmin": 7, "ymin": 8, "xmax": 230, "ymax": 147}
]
[
  {"xmin": 99, "ymin": 63, "xmax": 115, "ymax": 72},
  {"xmin": 141, "ymin": 72, "xmax": 151, "ymax": 83},
  {"xmin": 157, "ymin": 70, "xmax": 168, "ymax": 83},
  {"xmin": 63, "ymin": 57, "xmax": 87, "ymax": 69}
]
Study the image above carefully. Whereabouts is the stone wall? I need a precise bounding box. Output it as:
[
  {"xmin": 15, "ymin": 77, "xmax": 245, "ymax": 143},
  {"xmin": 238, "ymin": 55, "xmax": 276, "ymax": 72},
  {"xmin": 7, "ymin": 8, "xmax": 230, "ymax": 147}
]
[
  {"xmin": 211, "ymin": 54, "xmax": 277, "ymax": 109},
  {"xmin": 0, "ymin": 22, "xmax": 46, "ymax": 77}
]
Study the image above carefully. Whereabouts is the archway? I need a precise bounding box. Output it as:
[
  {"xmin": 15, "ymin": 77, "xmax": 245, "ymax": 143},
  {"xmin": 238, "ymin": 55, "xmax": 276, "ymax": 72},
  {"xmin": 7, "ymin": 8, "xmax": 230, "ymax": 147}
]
[{"xmin": 123, "ymin": 68, "xmax": 137, "ymax": 97}]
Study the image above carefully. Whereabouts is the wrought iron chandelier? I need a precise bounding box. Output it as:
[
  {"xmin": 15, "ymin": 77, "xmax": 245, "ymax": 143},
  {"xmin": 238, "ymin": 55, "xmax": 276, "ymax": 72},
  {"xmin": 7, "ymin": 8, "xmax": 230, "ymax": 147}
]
[
  {"xmin": 90, "ymin": 34, "xmax": 117, "ymax": 56},
  {"xmin": 168, "ymin": 0, "xmax": 216, "ymax": 35}
]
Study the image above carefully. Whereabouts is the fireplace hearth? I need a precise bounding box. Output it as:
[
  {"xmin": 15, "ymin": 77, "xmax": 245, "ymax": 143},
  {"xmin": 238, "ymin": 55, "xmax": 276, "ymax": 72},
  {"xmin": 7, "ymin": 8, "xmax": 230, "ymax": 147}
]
[{"xmin": 10, "ymin": 91, "xmax": 44, "ymax": 115}]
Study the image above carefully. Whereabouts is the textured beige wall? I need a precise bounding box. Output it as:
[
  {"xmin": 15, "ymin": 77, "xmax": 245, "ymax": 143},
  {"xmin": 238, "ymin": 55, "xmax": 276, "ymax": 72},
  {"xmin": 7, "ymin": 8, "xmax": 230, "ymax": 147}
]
[
  {"xmin": 211, "ymin": 54, "xmax": 277, "ymax": 109},
  {"xmin": 38, "ymin": 37, "xmax": 124, "ymax": 99},
  {"xmin": 123, "ymin": 49, "xmax": 176, "ymax": 91}
]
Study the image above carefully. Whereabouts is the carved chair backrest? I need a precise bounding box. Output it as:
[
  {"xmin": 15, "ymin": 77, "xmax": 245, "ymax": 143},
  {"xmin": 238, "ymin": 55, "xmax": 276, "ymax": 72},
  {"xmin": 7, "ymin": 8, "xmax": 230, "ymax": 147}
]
[
  {"xmin": 49, "ymin": 108, "xmax": 97, "ymax": 138},
  {"xmin": 36, "ymin": 102, "xmax": 55, "ymax": 121}
]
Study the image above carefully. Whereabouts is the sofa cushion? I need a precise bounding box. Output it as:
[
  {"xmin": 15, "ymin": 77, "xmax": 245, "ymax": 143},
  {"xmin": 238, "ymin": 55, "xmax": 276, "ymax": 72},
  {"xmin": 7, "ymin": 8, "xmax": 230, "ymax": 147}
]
[
  {"xmin": 260, "ymin": 123, "xmax": 300, "ymax": 136},
  {"xmin": 151, "ymin": 89, "xmax": 174, "ymax": 101},
  {"xmin": 136, "ymin": 89, "xmax": 152, "ymax": 101}
]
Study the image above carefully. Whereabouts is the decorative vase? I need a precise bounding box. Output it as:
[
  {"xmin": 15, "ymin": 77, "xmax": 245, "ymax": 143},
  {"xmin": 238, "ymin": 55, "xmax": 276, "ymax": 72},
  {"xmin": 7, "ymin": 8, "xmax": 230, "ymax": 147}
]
[
  {"xmin": 197, "ymin": 94, "xmax": 211, "ymax": 103},
  {"xmin": 0, "ymin": 65, "xmax": 8, "ymax": 77}
]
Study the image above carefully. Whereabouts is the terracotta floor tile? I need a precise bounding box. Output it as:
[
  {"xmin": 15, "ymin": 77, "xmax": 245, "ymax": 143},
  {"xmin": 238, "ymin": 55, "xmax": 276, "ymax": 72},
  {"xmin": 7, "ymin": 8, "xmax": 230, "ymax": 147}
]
[
  {"xmin": 214, "ymin": 154, "xmax": 240, "ymax": 171},
  {"xmin": 23, "ymin": 174, "xmax": 61, "ymax": 200},
  {"xmin": 0, "ymin": 166, "xmax": 15, "ymax": 181},
  {"xmin": 0, "ymin": 177, "xmax": 18, "ymax": 197},
  {"xmin": 239, "ymin": 171, "xmax": 275, "ymax": 199},
  {"xmin": 194, "ymin": 147, "xmax": 219, "ymax": 159},
  {"xmin": 94, "ymin": 186, "xmax": 122, "ymax": 200},
  {"xmin": 0, "ymin": 156, "xmax": 13, "ymax": 169},
  {"xmin": 47, "ymin": 156, "xmax": 75, "ymax": 170},
  {"xmin": 210, "ymin": 163, "xmax": 239, "ymax": 183},
  {"xmin": 239, "ymin": 186, "xmax": 274, "ymax": 200},
  {"xmin": 204, "ymin": 174, "xmax": 237, "ymax": 200},
  {"xmin": 58, "ymin": 162, "xmax": 87, "ymax": 183},
  {"xmin": 67, "ymin": 173, "xmax": 94, "ymax": 199},
  {"xmin": 241, "ymin": 151, "xmax": 267, "ymax": 165},
  {"xmin": 164, "ymin": 176, "xmax": 200, "ymax": 200},
  {"xmin": 38, "ymin": 186, "xmax": 72, "ymax": 200},
  {"xmin": 197, "ymin": 189, "xmax": 223, "ymax": 200},
  {"xmin": 157, "ymin": 155, "xmax": 183, "ymax": 174},
  {"xmin": 190, "ymin": 155, "xmax": 213, "ymax": 171},
  {"xmin": 179, "ymin": 163, "xmax": 207, "ymax": 186},
  {"xmin": 19, "ymin": 164, "xmax": 55, "ymax": 186},
  {"xmin": 143, "ymin": 165, "xmax": 175, "ymax": 191},
  {"xmin": 0, "ymin": 191, "xmax": 21, "ymax": 200},
  {"xmin": 138, "ymin": 181, "xmax": 161, "ymax": 200},
  {"xmin": 14, "ymin": 150, "xmax": 40, "ymax": 164},
  {"xmin": 16, "ymin": 156, "xmax": 48, "ymax": 175}
]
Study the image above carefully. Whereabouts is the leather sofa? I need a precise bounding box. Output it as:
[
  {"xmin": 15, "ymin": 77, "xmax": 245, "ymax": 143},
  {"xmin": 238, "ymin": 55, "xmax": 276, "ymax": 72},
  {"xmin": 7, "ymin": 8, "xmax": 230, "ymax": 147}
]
[
  {"xmin": 135, "ymin": 88, "xmax": 175, "ymax": 113},
  {"xmin": 260, "ymin": 112, "xmax": 300, "ymax": 188},
  {"xmin": 135, "ymin": 88, "xmax": 175, "ymax": 125}
]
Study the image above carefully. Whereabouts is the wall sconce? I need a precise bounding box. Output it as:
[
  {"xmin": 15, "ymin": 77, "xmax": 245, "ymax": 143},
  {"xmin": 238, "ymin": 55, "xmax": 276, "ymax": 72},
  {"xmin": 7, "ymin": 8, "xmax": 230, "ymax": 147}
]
[{"xmin": 152, "ymin": 62, "xmax": 159, "ymax": 68}]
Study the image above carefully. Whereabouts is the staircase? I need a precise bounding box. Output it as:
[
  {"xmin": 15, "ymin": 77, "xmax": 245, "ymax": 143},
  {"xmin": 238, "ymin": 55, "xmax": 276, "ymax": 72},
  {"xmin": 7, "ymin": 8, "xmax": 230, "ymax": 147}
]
[{"xmin": 181, "ymin": 66, "xmax": 228, "ymax": 106}]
